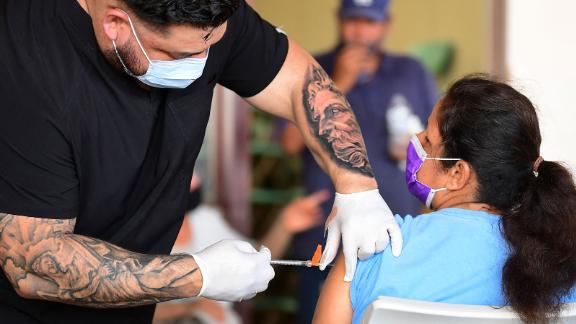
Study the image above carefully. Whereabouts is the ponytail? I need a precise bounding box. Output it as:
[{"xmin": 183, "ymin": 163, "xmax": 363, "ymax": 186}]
[{"xmin": 501, "ymin": 161, "xmax": 576, "ymax": 323}]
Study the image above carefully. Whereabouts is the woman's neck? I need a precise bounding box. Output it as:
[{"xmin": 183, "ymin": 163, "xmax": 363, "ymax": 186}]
[
  {"xmin": 434, "ymin": 191, "xmax": 499, "ymax": 215},
  {"xmin": 446, "ymin": 202, "xmax": 499, "ymax": 215}
]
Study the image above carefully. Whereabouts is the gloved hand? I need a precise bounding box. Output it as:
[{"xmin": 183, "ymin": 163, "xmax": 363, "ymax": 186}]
[
  {"xmin": 319, "ymin": 189, "xmax": 403, "ymax": 282},
  {"xmin": 192, "ymin": 239, "xmax": 275, "ymax": 302}
]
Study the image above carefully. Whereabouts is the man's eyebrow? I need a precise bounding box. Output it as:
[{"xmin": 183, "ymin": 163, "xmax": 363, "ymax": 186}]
[
  {"xmin": 202, "ymin": 26, "xmax": 217, "ymax": 42},
  {"xmin": 202, "ymin": 31, "xmax": 214, "ymax": 42}
]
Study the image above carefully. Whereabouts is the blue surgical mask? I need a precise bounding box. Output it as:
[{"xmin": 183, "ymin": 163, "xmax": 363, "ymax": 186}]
[{"xmin": 112, "ymin": 13, "xmax": 208, "ymax": 89}]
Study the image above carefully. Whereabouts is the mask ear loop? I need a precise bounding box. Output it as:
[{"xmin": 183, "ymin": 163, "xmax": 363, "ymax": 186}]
[
  {"xmin": 410, "ymin": 133, "xmax": 462, "ymax": 184},
  {"xmin": 122, "ymin": 12, "xmax": 152, "ymax": 63},
  {"xmin": 425, "ymin": 157, "xmax": 462, "ymax": 161},
  {"xmin": 425, "ymin": 188, "xmax": 446, "ymax": 208},
  {"xmin": 420, "ymin": 157, "xmax": 462, "ymax": 208},
  {"xmin": 111, "ymin": 11, "xmax": 151, "ymax": 78}
]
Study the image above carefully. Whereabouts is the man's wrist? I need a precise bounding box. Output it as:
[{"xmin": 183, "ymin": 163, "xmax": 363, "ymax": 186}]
[
  {"xmin": 333, "ymin": 174, "xmax": 377, "ymax": 194},
  {"xmin": 336, "ymin": 188, "xmax": 379, "ymax": 197},
  {"xmin": 188, "ymin": 255, "xmax": 205, "ymax": 297}
]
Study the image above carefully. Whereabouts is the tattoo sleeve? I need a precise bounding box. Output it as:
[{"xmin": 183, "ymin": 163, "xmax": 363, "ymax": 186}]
[
  {"xmin": 302, "ymin": 65, "xmax": 374, "ymax": 177},
  {"xmin": 0, "ymin": 213, "xmax": 200, "ymax": 308}
]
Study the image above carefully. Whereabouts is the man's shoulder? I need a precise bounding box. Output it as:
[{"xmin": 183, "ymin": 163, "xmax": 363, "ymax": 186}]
[{"xmin": 2, "ymin": 0, "xmax": 60, "ymax": 26}]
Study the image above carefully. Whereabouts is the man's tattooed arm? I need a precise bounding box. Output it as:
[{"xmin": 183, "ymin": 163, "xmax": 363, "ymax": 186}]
[
  {"xmin": 302, "ymin": 65, "xmax": 374, "ymax": 177},
  {"xmin": 0, "ymin": 213, "xmax": 202, "ymax": 308},
  {"xmin": 246, "ymin": 38, "xmax": 377, "ymax": 191}
]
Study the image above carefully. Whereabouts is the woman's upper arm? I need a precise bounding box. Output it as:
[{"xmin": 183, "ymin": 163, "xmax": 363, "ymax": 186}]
[{"xmin": 313, "ymin": 254, "xmax": 353, "ymax": 324}]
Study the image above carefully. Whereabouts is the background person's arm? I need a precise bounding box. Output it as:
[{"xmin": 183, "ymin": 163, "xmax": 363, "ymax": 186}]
[
  {"xmin": 279, "ymin": 121, "xmax": 306, "ymax": 156},
  {"xmin": 260, "ymin": 190, "xmax": 329, "ymax": 259},
  {"xmin": 0, "ymin": 213, "xmax": 203, "ymax": 308},
  {"xmin": 312, "ymin": 255, "xmax": 353, "ymax": 324}
]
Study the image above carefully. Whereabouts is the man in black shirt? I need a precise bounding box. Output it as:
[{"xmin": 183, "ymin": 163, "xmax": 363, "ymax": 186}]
[{"xmin": 0, "ymin": 0, "xmax": 403, "ymax": 323}]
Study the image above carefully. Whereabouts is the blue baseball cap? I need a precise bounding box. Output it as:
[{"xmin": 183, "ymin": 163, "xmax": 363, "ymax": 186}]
[{"xmin": 339, "ymin": 0, "xmax": 391, "ymax": 22}]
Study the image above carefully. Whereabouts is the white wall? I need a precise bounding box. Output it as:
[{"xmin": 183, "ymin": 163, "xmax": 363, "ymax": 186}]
[{"xmin": 507, "ymin": 0, "xmax": 576, "ymax": 172}]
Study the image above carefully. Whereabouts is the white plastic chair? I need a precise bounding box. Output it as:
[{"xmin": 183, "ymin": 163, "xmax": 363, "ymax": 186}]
[{"xmin": 361, "ymin": 296, "xmax": 576, "ymax": 324}]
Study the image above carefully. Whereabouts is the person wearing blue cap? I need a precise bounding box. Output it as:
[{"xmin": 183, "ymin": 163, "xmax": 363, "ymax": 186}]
[{"xmin": 280, "ymin": 0, "xmax": 438, "ymax": 322}]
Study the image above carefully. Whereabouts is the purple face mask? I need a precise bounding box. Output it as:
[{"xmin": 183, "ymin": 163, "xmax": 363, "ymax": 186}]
[{"xmin": 405, "ymin": 135, "xmax": 460, "ymax": 208}]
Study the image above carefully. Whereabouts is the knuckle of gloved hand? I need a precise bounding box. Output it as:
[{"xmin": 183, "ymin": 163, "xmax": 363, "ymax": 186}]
[
  {"xmin": 247, "ymin": 292, "xmax": 258, "ymax": 300},
  {"xmin": 358, "ymin": 253, "xmax": 370, "ymax": 261},
  {"xmin": 362, "ymin": 240, "xmax": 374, "ymax": 252},
  {"xmin": 380, "ymin": 231, "xmax": 391, "ymax": 240},
  {"xmin": 258, "ymin": 282, "xmax": 269, "ymax": 293},
  {"xmin": 256, "ymin": 269, "xmax": 271, "ymax": 285},
  {"xmin": 268, "ymin": 267, "xmax": 275, "ymax": 279},
  {"xmin": 376, "ymin": 237, "xmax": 389, "ymax": 246},
  {"xmin": 378, "ymin": 221, "xmax": 391, "ymax": 232},
  {"xmin": 358, "ymin": 246, "xmax": 372, "ymax": 260},
  {"xmin": 236, "ymin": 286, "xmax": 248, "ymax": 298},
  {"xmin": 263, "ymin": 268, "xmax": 275, "ymax": 282}
]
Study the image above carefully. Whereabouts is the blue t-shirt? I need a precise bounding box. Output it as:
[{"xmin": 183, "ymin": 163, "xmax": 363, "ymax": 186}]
[{"xmin": 350, "ymin": 208, "xmax": 576, "ymax": 324}]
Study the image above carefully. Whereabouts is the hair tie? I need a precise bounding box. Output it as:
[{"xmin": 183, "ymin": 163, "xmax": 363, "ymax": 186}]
[{"xmin": 533, "ymin": 156, "xmax": 544, "ymax": 178}]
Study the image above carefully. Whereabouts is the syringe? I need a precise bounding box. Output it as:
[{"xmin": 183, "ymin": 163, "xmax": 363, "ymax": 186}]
[{"xmin": 270, "ymin": 260, "xmax": 333, "ymax": 267}]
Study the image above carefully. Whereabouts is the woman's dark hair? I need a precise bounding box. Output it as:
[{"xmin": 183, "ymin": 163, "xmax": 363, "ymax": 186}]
[
  {"xmin": 438, "ymin": 75, "xmax": 576, "ymax": 323},
  {"xmin": 121, "ymin": 0, "xmax": 240, "ymax": 30}
]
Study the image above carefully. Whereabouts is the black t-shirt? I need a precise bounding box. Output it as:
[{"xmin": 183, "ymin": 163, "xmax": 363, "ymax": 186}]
[{"xmin": 0, "ymin": 0, "xmax": 288, "ymax": 323}]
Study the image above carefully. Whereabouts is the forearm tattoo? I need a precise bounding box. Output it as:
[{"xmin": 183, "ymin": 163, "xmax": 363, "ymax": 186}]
[
  {"xmin": 0, "ymin": 213, "xmax": 198, "ymax": 308},
  {"xmin": 302, "ymin": 65, "xmax": 374, "ymax": 177}
]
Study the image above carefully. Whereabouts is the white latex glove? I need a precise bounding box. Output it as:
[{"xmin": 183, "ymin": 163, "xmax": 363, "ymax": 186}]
[
  {"xmin": 192, "ymin": 239, "xmax": 275, "ymax": 302},
  {"xmin": 319, "ymin": 189, "xmax": 403, "ymax": 282}
]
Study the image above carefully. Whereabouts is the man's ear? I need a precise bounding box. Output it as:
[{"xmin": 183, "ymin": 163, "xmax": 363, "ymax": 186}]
[
  {"xmin": 445, "ymin": 160, "xmax": 471, "ymax": 191},
  {"xmin": 102, "ymin": 8, "xmax": 130, "ymax": 42}
]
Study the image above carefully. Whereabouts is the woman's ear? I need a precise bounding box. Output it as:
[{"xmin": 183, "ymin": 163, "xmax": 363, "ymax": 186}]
[{"xmin": 445, "ymin": 160, "xmax": 471, "ymax": 191}]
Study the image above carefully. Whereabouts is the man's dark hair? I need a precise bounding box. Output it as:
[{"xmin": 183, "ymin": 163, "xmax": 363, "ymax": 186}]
[{"xmin": 121, "ymin": 0, "xmax": 240, "ymax": 29}]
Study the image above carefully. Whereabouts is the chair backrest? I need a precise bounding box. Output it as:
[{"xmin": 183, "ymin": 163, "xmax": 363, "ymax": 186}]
[{"xmin": 361, "ymin": 296, "xmax": 576, "ymax": 324}]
